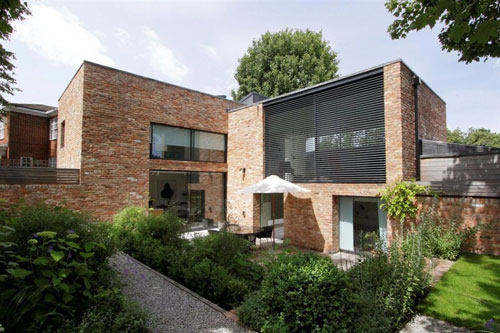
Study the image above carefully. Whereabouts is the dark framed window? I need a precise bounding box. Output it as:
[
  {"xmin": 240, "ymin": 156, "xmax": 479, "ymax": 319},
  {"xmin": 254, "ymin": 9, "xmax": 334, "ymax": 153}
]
[
  {"xmin": 150, "ymin": 124, "xmax": 226, "ymax": 163},
  {"xmin": 265, "ymin": 72, "xmax": 386, "ymax": 183}
]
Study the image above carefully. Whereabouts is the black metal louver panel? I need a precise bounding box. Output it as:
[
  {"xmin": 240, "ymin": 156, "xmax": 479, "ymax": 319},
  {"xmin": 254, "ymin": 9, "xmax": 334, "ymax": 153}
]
[{"xmin": 264, "ymin": 72, "xmax": 386, "ymax": 183}]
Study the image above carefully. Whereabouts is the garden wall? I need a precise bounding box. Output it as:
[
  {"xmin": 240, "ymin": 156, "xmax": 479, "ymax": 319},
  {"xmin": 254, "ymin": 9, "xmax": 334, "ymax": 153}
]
[{"xmin": 417, "ymin": 196, "xmax": 500, "ymax": 255}]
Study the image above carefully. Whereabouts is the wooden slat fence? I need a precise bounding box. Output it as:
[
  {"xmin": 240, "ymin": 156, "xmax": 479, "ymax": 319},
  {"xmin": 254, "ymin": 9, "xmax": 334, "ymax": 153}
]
[
  {"xmin": 419, "ymin": 152, "xmax": 500, "ymax": 197},
  {"xmin": 0, "ymin": 167, "xmax": 80, "ymax": 185}
]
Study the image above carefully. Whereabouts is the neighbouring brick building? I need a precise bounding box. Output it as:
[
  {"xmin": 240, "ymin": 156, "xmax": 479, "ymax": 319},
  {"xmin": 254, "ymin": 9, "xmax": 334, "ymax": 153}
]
[
  {"xmin": 0, "ymin": 104, "xmax": 58, "ymax": 167},
  {"xmin": 1, "ymin": 59, "xmax": 499, "ymax": 254}
]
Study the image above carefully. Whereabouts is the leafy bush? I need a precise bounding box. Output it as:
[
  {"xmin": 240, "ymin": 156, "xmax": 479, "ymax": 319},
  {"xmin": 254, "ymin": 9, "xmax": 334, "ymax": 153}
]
[
  {"xmin": 112, "ymin": 206, "xmax": 147, "ymax": 232},
  {"xmin": 238, "ymin": 252, "xmax": 356, "ymax": 332},
  {"xmin": 349, "ymin": 235, "xmax": 430, "ymax": 331},
  {"xmin": 58, "ymin": 291, "xmax": 148, "ymax": 333},
  {"xmin": 0, "ymin": 203, "xmax": 147, "ymax": 332},
  {"xmin": 112, "ymin": 207, "xmax": 263, "ymax": 310},
  {"xmin": 413, "ymin": 201, "xmax": 483, "ymax": 260},
  {"xmin": 0, "ymin": 230, "xmax": 111, "ymax": 331},
  {"xmin": 2, "ymin": 203, "xmax": 114, "ymax": 262},
  {"xmin": 380, "ymin": 179, "xmax": 430, "ymax": 223}
]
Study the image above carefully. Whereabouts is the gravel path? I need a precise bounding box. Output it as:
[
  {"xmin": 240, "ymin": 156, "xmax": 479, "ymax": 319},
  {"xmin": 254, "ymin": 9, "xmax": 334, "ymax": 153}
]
[
  {"xmin": 401, "ymin": 315, "xmax": 472, "ymax": 333},
  {"xmin": 109, "ymin": 253, "xmax": 250, "ymax": 333}
]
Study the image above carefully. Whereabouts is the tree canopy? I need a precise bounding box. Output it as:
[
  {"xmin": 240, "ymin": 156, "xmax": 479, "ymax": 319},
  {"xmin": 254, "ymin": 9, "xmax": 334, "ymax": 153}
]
[
  {"xmin": 0, "ymin": 0, "xmax": 30, "ymax": 117},
  {"xmin": 231, "ymin": 29, "xmax": 339, "ymax": 101},
  {"xmin": 386, "ymin": 0, "xmax": 500, "ymax": 63},
  {"xmin": 448, "ymin": 127, "xmax": 500, "ymax": 147}
]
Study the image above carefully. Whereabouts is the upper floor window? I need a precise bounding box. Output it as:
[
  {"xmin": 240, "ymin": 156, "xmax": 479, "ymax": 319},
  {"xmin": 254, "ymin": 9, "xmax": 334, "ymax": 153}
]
[
  {"xmin": 151, "ymin": 124, "xmax": 226, "ymax": 163},
  {"xmin": 49, "ymin": 117, "xmax": 58, "ymax": 140},
  {"xmin": 0, "ymin": 120, "xmax": 4, "ymax": 140}
]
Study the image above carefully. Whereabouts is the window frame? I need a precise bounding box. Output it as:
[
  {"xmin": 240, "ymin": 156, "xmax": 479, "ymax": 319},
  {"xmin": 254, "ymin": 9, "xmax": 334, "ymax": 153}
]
[
  {"xmin": 0, "ymin": 119, "xmax": 4, "ymax": 140},
  {"xmin": 49, "ymin": 117, "xmax": 58, "ymax": 140},
  {"xmin": 150, "ymin": 123, "xmax": 227, "ymax": 163}
]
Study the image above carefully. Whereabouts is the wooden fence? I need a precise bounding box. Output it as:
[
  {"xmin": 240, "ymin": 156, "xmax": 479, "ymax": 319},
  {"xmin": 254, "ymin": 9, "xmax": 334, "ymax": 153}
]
[
  {"xmin": 0, "ymin": 167, "xmax": 80, "ymax": 185},
  {"xmin": 419, "ymin": 152, "xmax": 500, "ymax": 197}
]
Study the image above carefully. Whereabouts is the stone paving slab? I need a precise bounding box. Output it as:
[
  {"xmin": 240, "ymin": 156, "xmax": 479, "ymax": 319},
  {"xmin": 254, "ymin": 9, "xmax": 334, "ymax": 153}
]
[{"xmin": 110, "ymin": 253, "xmax": 250, "ymax": 333}]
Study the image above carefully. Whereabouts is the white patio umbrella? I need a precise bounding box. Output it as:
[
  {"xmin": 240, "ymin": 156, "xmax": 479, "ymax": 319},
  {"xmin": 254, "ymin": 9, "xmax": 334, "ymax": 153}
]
[{"xmin": 238, "ymin": 175, "xmax": 310, "ymax": 249}]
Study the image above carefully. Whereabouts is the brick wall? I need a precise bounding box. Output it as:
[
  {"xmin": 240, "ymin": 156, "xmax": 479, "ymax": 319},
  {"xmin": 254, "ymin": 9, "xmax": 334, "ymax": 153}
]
[
  {"xmin": 227, "ymin": 104, "xmax": 264, "ymax": 229},
  {"xmin": 2, "ymin": 62, "xmax": 240, "ymax": 221},
  {"xmin": 58, "ymin": 65, "xmax": 84, "ymax": 169},
  {"xmin": 417, "ymin": 196, "xmax": 500, "ymax": 255},
  {"xmin": 8, "ymin": 112, "xmax": 50, "ymax": 160},
  {"xmin": 418, "ymin": 83, "xmax": 446, "ymax": 141}
]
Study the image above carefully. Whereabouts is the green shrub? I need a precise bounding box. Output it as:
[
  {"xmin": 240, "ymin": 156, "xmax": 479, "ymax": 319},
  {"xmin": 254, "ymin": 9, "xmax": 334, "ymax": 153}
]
[
  {"xmin": 3, "ymin": 203, "xmax": 114, "ymax": 261},
  {"xmin": 112, "ymin": 207, "xmax": 263, "ymax": 310},
  {"xmin": 380, "ymin": 179, "xmax": 430, "ymax": 224},
  {"xmin": 414, "ymin": 201, "xmax": 483, "ymax": 260},
  {"xmin": 349, "ymin": 235, "xmax": 430, "ymax": 331},
  {"xmin": 58, "ymin": 292, "xmax": 148, "ymax": 333},
  {"xmin": 0, "ymin": 203, "xmax": 145, "ymax": 333},
  {"xmin": 0, "ymin": 230, "xmax": 112, "ymax": 331},
  {"xmin": 112, "ymin": 206, "xmax": 147, "ymax": 232},
  {"xmin": 238, "ymin": 252, "xmax": 356, "ymax": 332}
]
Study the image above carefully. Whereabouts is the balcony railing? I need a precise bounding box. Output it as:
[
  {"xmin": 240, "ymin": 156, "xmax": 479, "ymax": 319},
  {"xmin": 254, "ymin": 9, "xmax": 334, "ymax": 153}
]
[
  {"xmin": 0, "ymin": 159, "xmax": 52, "ymax": 168},
  {"xmin": 0, "ymin": 163, "xmax": 80, "ymax": 185}
]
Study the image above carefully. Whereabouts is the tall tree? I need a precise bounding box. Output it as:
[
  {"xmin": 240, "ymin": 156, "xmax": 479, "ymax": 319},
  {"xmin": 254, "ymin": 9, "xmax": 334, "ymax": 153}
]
[
  {"xmin": 0, "ymin": 0, "xmax": 30, "ymax": 117},
  {"xmin": 386, "ymin": 0, "xmax": 500, "ymax": 63},
  {"xmin": 448, "ymin": 127, "xmax": 500, "ymax": 147},
  {"xmin": 231, "ymin": 29, "xmax": 339, "ymax": 101}
]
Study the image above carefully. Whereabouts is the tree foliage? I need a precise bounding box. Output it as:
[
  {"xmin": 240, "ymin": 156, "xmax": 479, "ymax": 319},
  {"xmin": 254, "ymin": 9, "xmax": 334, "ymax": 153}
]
[
  {"xmin": 386, "ymin": 0, "xmax": 500, "ymax": 63},
  {"xmin": 0, "ymin": 0, "xmax": 30, "ymax": 117},
  {"xmin": 231, "ymin": 29, "xmax": 339, "ymax": 101},
  {"xmin": 447, "ymin": 127, "xmax": 500, "ymax": 147}
]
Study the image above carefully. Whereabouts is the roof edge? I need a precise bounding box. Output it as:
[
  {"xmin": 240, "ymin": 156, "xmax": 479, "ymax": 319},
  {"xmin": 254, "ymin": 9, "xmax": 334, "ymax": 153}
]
[
  {"xmin": 228, "ymin": 58, "xmax": 445, "ymax": 113},
  {"xmin": 67, "ymin": 61, "xmax": 243, "ymax": 105}
]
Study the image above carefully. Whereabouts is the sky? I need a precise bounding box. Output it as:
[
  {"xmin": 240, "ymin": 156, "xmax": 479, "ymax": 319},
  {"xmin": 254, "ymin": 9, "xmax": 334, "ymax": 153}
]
[{"xmin": 6, "ymin": 0, "xmax": 500, "ymax": 131}]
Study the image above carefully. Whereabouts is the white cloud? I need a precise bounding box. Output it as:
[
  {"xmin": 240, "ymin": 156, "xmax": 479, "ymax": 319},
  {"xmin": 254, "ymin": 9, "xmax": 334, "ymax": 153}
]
[
  {"xmin": 115, "ymin": 28, "xmax": 131, "ymax": 47},
  {"xmin": 12, "ymin": 5, "xmax": 115, "ymax": 68},
  {"xmin": 200, "ymin": 44, "xmax": 218, "ymax": 59},
  {"xmin": 143, "ymin": 26, "xmax": 188, "ymax": 82}
]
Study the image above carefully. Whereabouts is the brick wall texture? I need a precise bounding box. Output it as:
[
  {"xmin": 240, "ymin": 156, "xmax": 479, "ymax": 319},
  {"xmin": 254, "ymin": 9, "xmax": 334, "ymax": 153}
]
[
  {"xmin": 1, "ymin": 62, "xmax": 239, "ymax": 221},
  {"xmin": 5, "ymin": 113, "xmax": 51, "ymax": 160}
]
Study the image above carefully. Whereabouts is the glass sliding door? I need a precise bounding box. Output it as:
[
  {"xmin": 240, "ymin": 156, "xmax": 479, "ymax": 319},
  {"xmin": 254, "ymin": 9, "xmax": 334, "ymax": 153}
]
[
  {"xmin": 149, "ymin": 170, "xmax": 225, "ymax": 230},
  {"xmin": 339, "ymin": 197, "xmax": 387, "ymax": 252}
]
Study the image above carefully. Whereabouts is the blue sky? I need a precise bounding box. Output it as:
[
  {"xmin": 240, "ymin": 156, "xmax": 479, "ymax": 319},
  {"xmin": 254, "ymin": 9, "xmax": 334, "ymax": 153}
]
[{"xmin": 6, "ymin": 0, "xmax": 500, "ymax": 131}]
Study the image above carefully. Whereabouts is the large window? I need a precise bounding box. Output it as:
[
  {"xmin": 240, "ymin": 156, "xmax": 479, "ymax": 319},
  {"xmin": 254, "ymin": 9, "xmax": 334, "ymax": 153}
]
[
  {"xmin": 149, "ymin": 171, "xmax": 226, "ymax": 230},
  {"xmin": 151, "ymin": 124, "xmax": 226, "ymax": 163},
  {"xmin": 265, "ymin": 72, "xmax": 386, "ymax": 183},
  {"xmin": 49, "ymin": 117, "xmax": 58, "ymax": 140}
]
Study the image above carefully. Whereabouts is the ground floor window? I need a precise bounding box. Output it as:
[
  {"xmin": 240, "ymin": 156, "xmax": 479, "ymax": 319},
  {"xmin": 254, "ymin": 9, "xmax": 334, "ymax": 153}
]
[
  {"xmin": 149, "ymin": 170, "xmax": 225, "ymax": 230},
  {"xmin": 339, "ymin": 197, "xmax": 387, "ymax": 252}
]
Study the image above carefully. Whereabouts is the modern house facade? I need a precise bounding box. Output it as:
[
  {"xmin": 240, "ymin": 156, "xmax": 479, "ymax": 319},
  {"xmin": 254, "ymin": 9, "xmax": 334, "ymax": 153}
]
[{"xmin": 1, "ymin": 60, "xmax": 499, "ymax": 254}]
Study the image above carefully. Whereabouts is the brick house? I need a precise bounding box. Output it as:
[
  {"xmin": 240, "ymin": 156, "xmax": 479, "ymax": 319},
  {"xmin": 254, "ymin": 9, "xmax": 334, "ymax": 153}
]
[
  {"xmin": 0, "ymin": 104, "xmax": 58, "ymax": 167},
  {"xmin": 1, "ymin": 59, "xmax": 499, "ymax": 254}
]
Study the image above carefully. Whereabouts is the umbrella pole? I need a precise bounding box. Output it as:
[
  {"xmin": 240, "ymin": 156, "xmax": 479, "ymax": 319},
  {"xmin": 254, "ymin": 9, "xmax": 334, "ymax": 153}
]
[{"xmin": 271, "ymin": 193, "xmax": 275, "ymax": 251}]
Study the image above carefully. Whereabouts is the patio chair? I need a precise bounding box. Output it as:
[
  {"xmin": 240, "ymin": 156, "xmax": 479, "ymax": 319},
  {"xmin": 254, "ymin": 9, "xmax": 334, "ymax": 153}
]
[{"xmin": 256, "ymin": 225, "xmax": 274, "ymax": 249}]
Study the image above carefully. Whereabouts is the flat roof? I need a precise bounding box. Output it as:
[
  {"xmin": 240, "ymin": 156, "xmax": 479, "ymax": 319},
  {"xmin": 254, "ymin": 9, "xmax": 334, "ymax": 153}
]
[
  {"xmin": 228, "ymin": 58, "xmax": 445, "ymax": 112},
  {"xmin": 59, "ymin": 61, "xmax": 244, "ymax": 107}
]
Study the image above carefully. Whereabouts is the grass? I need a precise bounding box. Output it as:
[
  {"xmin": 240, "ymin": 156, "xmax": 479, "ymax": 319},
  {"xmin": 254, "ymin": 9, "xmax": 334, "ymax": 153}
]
[{"xmin": 417, "ymin": 253, "xmax": 500, "ymax": 331}]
